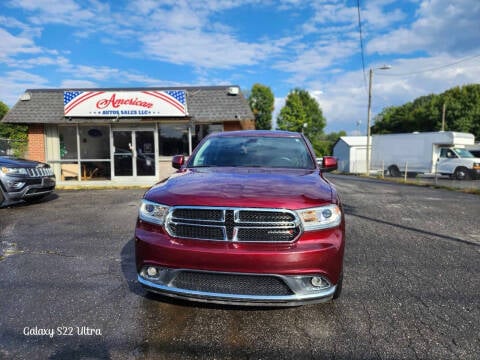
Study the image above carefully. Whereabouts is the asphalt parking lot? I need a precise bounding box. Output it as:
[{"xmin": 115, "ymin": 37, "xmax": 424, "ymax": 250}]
[{"xmin": 1, "ymin": 175, "xmax": 479, "ymax": 359}]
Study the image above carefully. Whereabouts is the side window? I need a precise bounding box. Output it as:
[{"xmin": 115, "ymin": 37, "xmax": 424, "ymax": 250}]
[{"xmin": 439, "ymin": 148, "xmax": 448, "ymax": 158}]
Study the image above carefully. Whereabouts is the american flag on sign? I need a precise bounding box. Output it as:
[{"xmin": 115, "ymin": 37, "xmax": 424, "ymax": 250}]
[
  {"xmin": 63, "ymin": 90, "xmax": 187, "ymax": 116},
  {"xmin": 64, "ymin": 91, "xmax": 104, "ymax": 115},
  {"xmin": 142, "ymin": 90, "xmax": 187, "ymax": 114}
]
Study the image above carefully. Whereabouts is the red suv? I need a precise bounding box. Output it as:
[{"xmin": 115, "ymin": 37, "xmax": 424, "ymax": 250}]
[{"xmin": 135, "ymin": 130, "xmax": 345, "ymax": 306}]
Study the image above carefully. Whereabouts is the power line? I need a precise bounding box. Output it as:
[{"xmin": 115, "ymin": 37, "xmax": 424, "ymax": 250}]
[
  {"xmin": 356, "ymin": 0, "xmax": 367, "ymax": 91},
  {"xmin": 378, "ymin": 53, "xmax": 480, "ymax": 77}
]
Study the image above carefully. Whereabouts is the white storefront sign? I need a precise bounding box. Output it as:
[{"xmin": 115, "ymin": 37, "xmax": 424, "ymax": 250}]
[{"xmin": 64, "ymin": 90, "xmax": 187, "ymax": 117}]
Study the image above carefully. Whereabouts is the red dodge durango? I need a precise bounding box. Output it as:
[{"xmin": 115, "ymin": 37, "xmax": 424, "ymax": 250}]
[{"xmin": 135, "ymin": 130, "xmax": 345, "ymax": 306}]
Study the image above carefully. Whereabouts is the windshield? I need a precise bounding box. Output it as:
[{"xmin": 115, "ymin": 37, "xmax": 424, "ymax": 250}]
[
  {"xmin": 190, "ymin": 136, "xmax": 316, "ymax": 169},
  {"xmin": 454, "ymin": 148, "xmax": 475, "ymax": 158}
]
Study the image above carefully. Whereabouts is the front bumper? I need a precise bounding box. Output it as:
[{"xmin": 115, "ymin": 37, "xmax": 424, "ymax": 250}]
[
  {"xmin": 137, "ymin": 267, "xmax": 337, "ymax": 306},
  {"xmin": 470, "ymin": 168, "xmax": 480, "ymax": 179},
  {"xmin": 135, "ymin": 222, "xmax": 344, "ymax": 306},
  {"xmin": 1, "ymin": 175, "xmax": 55, "ymax": 205}
]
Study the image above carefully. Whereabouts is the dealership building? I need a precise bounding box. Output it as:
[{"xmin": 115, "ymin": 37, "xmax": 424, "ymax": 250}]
[{"xmin": 2, "ymin": 86, "xmax": 254, "ymax": 185}]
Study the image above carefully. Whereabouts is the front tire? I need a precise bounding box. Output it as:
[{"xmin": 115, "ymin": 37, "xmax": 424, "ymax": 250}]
[
  {"xmin": 453, "ymin": 167, "xmax": 470, "ymax": 180},
  {"xmin": 388, "ymin": 165, "xmax": 401, "ymax": 177},
  {"xmin": 333, "ymin": 273, "xmax": 343, "ymax": 300},
  {"xmin": 0, "ymin": 188, "xmax": 5, "ymax": 207}
]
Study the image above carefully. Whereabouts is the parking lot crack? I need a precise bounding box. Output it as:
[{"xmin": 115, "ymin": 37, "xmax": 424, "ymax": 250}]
[
  {"xmin": 32, "ymin": 249, "xmax": 78, "ymax": 258},
  {"xmin": 23, "ymin": 248, "xmax": 79, "ymax": 258},
  {"xmin": 360, "ymin": 301, "xmax": 384, "ymax": 360}
]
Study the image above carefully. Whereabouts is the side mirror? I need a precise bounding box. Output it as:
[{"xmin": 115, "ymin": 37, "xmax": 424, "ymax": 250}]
[
  {"xmin": 172, "ymin": 155, "xmax": 185, "ymax": 169},
  {"xmin": 320, "ymin": 156, "xmax": 337, "ymax": 172}
]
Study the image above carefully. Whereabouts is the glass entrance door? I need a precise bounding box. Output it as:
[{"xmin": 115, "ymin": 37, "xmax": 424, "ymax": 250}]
[
  {"xmin": 135, "ymin": 131, "xmax": 155, "ymax": 176},
  {"xmin": 113, "ymin": 130, "xmax": 156, "ymax": 177}
]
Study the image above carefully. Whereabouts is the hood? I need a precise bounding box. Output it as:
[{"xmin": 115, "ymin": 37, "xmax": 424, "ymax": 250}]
[
  {"xmin": 0, "ymin": 156, "xmax": 48, "ymax": 168},
  {"xmin": 145, "ymin": 167, "xmax": 334, "ymax": 209}
]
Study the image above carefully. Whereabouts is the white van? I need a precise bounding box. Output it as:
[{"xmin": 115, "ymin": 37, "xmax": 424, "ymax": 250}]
[{"xmin": 371, "ymin": 131, "xmax": 480, "ymax": 180}]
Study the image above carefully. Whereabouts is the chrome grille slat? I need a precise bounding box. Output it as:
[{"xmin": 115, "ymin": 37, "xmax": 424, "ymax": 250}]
[
  {"xmin": 26, "ymin": 167, "xmax": 53, "ymax": 177},
  {"xmin": 237, "ymin": 210, "xmax": 295, "ymax": 223},
  {"xmin": 172, "ymin": 208, "xmax": 224, "ymax": 222},
  {"xmin": 166, "ymin": 206, "xmax": 301, "ymax": 243},
  {"xmin": 169, "ymin": 222, "xmax": 225, "ymax": 241}
]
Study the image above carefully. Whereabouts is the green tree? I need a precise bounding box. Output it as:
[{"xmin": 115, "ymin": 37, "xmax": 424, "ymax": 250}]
[
  {"xmin": 372, "ymin": 84, "xmax": 480, "ymax": 139},
  {"xmin": 0, "ymin": 101, "xmax": 7, "ymax": 119},
  {"xmin": 0, "ymin": 101, "xmax": 28, "ymax": 157},
  {"xmin": 248, "ymin": 83, "xmax": 275, "ymax": 130},
  {"xmin": 277, "ymin": 88, "xmax": 327, "ymax": 155},
  {"xmin": 314, "ymin": 130, "xmax": 348, "ymax": 156}
]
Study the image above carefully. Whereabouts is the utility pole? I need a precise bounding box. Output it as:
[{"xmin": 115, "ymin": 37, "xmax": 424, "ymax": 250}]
[
  {"xmin": 365, "ymin": 65, "xmax": 391, "ymax": 176},
  {"xmin": 441, "ymin": 103, "xmax": 446, "ymax": 131},
  {"xmin": 365, "ymin": 69, "xmax": 373, "ymax": 176}
]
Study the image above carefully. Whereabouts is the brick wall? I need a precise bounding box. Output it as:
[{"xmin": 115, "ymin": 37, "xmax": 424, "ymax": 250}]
[
  {"xmin": 223, "ymin": 120, "xmax": 255, "ymax": 131},
  {"xmin": 240, "ymin": 119, "xmax": 255, "ymax": 130},
  {"xmin": 27, "ymin": 124, "xmax": 46, "ymax": 162}
]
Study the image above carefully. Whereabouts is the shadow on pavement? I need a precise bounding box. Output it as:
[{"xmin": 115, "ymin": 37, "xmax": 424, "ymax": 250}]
[{"xmin": 343, "ymin": 203, "xmax": 480, "ymax": 247}]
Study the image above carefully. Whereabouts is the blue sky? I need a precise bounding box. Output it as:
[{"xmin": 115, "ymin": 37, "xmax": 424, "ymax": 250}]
[{"xmin": 1, "ymin": 0, "xmax": 479, "ymax": 134}]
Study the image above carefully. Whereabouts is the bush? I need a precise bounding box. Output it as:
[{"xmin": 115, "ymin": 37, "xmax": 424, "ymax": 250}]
[{"xmin": 0, "ymin": 101, "xmax": 28, "ymax": 157}]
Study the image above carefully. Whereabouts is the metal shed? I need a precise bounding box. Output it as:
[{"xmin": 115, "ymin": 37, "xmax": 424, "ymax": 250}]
[{"xmin": 332, "ymin": 136, "xmax": 367, "ymax": 174}]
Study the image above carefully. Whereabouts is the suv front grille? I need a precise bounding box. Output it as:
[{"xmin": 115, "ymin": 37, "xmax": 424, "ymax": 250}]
[
  {"xmin": 26, "ymin": 167, "xmax": 54, "ymax": 177},
  {"xmin": 166, "ymin": 206, "xmax": 301, "ymax": 243}
]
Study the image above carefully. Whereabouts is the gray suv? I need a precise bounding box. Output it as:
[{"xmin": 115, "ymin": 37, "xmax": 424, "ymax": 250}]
[{"xmin": 0, "ymin": 156, "xmax": 56, "ymax": 206}]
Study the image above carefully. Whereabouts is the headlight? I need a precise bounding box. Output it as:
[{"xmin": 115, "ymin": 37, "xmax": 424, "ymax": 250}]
[
  {"xmin": 297, "ymin": 204, "xmax": 342, "ymax": 231},
  {"xmin": 139, "ymin": 200, "xmax": 170, "ymax": 225},
  {"xmin": 1, "ymin": 167, "xmax": 28, "ymax": 175}
]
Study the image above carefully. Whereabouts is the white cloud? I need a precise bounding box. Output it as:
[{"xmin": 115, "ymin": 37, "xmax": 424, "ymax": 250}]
[
  {"xmin": 140, "ymin": 30, "xmax": 279, "ymax": 69},
  {"xmin": 363, "ymin": 1, "xmax": 408, "ymax": 30},
  {"xmin": 8, "ymin": 0, "xmax": 98, "ymax": 26},
  {"xmin": 309, "ymin": 3, "xmax": 358, "ymax": 25},
  {"xmin": 60, "ymin": 79, "xmax": 98, "ymax": 89},
  {"xmin": 274, "ymin": 36, "xmax": 359, "ymax": 85},
  {"xmin": 272, "ymin": 97, "xmax": 286, "ymax": 129},
  {"xmin": 368, "ymin": 0, "xmax": 480, "ymax": 55},
  {"xmin": 0, "ymin": 70, "xmax": 49, "ymax": 105},
  {"xmin": 0, "ymin": 28, "xmax": 41, "ymax": 62}
]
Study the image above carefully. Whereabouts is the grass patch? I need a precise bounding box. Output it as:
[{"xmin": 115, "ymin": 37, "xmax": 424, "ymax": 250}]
[{"xmin": 352, "ymin": 174, "xmax": 480, "ymax": 196}]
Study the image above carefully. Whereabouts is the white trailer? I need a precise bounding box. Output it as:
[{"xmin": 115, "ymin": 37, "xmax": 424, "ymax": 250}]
[{"xmin": 371, "ymin": 131, "xmax": 480, "ymax": 180}]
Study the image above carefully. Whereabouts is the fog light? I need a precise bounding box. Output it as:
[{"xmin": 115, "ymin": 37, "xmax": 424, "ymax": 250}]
[
  {"xmin": 6, "ymin": 180, "xmax": 25, "ymax": 190},
  {"xmin": 147, "ymin": 266, "xmax": 158, "ymax": 277},
  {"xmin": 311, "ymin": 276, "xmax": 327, "ymax": 288}
]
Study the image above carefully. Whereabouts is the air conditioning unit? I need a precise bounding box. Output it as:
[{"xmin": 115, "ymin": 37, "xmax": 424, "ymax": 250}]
[
  {"xmin": 228, "ymin": 86, "xmax": 239, "ymax": 95},
  {"xmin": 20, "ymin": 92, "xmax": 31, "ymax": 101}
]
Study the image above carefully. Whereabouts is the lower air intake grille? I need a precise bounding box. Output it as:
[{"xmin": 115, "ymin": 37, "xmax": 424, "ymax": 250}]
[{"xmin": 171, "ymin": 271, "xmax": 294, "ymax": 296}]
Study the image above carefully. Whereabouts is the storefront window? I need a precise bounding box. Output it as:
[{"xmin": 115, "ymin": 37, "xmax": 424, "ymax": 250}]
[
  {"xmin": 158, "ymin": 123, "xmax": 189, "ymax": 156},
  {"xmin": 192, "ymin": 124, "xmax": 224, "ymax": 149},
  {"xmin": 58, "ymin": 125, "xmax": 111, "ymax": 181},
  {"xmin": 80, "ymin": 161, "xmax": 111, "ymax": 180},
  {"xmin": 58, "ymin": 126, "xmax": 79, "ymax": 181},
  {"xmin": 59, "ymin": 126, "xmax": 77, "ymax": 159},
  {"xmin": 79, "ymin": 126, "xmax": 110, "ymax": 180},
  {"xmin": 79, "ymin": 126, "xmax": 110, "ymax": 159}
]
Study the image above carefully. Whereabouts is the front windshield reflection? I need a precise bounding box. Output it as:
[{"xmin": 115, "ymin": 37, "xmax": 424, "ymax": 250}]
[{"xmin": 190, "ymin": 136, "xmax": 315, "ymax": 169}]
